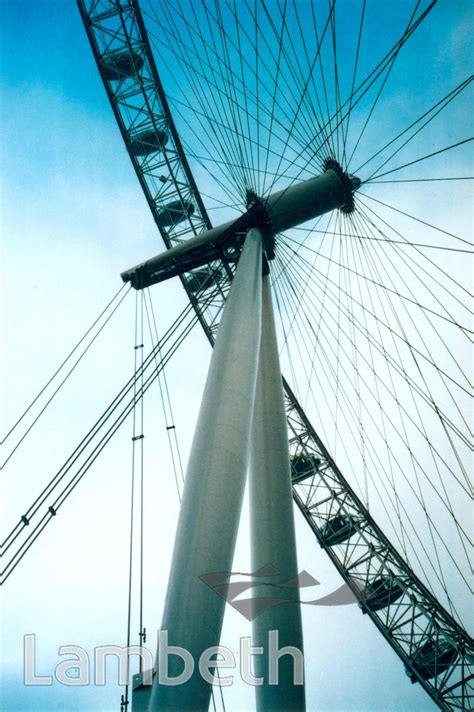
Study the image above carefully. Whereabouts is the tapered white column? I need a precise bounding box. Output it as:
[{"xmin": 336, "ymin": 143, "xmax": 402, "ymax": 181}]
[
  {"xmin": 249, "ymin": 275, "xmax": 306, "ymax": 711},
  {"xmin": 149, "ymin": 229, "xmax": 263, "ymax": 711}
]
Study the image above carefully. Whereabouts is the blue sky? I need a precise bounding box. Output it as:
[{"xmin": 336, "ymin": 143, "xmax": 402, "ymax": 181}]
[{"xmin": 1, "ymin": 1, "xmax": 471, "ymax": 711}]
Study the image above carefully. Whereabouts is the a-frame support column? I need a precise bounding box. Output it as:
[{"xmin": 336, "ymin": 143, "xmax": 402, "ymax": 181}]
[
  {"xmin": 249, "ymin": 275, "xmax": 306, "ymax": 711},
  {"xmin": 149, "ymin": 229, "xmax": 263, "ymax": 711}
]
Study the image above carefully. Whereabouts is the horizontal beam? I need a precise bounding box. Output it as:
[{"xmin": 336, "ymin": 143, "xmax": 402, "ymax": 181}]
[
  {"xmin": 121, "ymin": 213, "xmax": 250, "ymax": 289},
  {"xmin": 121, "ymin": 169, "xmax": 351, "ymax": 289}
]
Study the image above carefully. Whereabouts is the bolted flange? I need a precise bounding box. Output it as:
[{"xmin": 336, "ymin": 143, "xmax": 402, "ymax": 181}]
[{"xmin": 323, "ymin": 157, "xmax": 360, "ymax": 214}]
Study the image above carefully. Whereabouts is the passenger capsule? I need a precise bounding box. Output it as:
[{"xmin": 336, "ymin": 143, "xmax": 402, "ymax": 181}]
[
  {"xmin": 129, "ymin": 129, "xmax": 169, "ymax": 156},
  {"xmin": 186, "ymin": 268, "xmax": 222, "ymax": 293},
  {"xmin": 320, "ymin": 514, "xmax": 357, "ymax": 546},
  {"xmin": 408, "ymin": 638, "xmax": 458, "ymax": 682},
  {"xmin": 101, "ymin": 50, "xmax": 144, "ymax": 81},
  {"xmin": 363, "ymin": 576, "xmax": 404, "ymax": 612},
  {"xmin": 156, "ymin": 200, "xmax": 195, "ymax": 228},
  {"xmin": 291, "ymin": 454, "xmax": 321, "ymax": 484}
]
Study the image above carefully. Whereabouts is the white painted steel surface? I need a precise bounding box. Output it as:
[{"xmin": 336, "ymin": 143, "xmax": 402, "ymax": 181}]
[
  {"xmin": 149, "ymin": 229, "xmax": 263, "ymax": 711},
  {"xmin": 249, "ymin": 275, "xmax": 306, "ymax": 712}
]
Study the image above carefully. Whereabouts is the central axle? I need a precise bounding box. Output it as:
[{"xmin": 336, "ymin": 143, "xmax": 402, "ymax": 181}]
[{"xmin": 121, "ymin": 162, "xmax": 360, "ymax": 289}]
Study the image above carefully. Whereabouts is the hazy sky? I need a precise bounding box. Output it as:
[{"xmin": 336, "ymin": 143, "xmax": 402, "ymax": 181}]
[{"xmin": 1, "ymin": 2, "xmax": 471, "ymax": 711}]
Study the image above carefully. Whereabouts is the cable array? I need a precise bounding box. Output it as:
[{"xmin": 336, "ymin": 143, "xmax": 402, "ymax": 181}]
[
  {"xmin": 0, "ymin": 284, "xmax": 223, "ymax": 584},
  {"xmin": 136, "ymin": 0, "xmax": 472, "ymax": 623}
]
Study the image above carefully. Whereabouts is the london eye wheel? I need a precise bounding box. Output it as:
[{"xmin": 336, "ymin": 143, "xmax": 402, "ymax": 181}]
[{"xmin": 1, "ymin": 1, "xmax": 472, "ymax": 711}]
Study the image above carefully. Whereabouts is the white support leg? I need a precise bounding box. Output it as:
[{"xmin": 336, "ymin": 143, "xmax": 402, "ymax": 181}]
[
  {"xmin": 149, "ymin": 229, "xmax": 263, "ymax": 711},
  {"xmin": 249, "ymin": 275, "xmax": 306, "ymax": 712}
]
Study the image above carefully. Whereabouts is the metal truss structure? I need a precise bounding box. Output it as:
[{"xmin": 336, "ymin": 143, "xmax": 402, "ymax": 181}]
[{"xmin": 77, "ymin": 1, "xmax": 473, "ymax": 709}]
